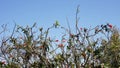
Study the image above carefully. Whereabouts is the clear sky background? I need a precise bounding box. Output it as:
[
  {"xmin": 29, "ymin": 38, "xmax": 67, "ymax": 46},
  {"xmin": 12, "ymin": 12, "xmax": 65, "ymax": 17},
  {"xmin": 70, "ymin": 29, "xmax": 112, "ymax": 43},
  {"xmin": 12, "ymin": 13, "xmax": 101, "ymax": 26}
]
[{"xmin": 0, "ymin": 0, "xmax": 120, "ymax": 36}]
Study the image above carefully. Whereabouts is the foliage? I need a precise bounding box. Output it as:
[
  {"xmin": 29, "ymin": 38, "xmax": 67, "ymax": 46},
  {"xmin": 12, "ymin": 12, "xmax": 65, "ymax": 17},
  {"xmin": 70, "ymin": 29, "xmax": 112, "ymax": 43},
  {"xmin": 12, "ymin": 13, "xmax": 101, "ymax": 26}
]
[
  {"xmin": 97, "ymin": 28, "xmax": 120, "ymax": 68},
  {"xmin": 0, "ymin": 8, "xmax": 120, "ymax": 68}
]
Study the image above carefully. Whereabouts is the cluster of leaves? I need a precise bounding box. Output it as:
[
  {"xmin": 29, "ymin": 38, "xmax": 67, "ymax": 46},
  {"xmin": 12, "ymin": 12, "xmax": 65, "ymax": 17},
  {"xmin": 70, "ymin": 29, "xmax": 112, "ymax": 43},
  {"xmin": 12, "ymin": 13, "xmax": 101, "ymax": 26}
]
[
  {"xmin": 97, "ymin": 28, "xmax": 120, "ymax": 68},
  {"xmin": 0, "ymin": 21, "xmax": 120, "ymax": 68}
]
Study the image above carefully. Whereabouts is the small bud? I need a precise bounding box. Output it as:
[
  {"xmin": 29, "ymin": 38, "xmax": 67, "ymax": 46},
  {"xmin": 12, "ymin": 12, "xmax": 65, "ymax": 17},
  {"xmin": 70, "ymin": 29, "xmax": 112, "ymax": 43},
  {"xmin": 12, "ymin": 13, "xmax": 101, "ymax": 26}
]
[
  {"xmin": 39, "ymin": 27, "xmax": 43, "ymax": 31},
  {"xmin": 58, "ymin": 44, "xmax": 64, "ymax": 47},
  {"xmin": 101, "ymin": 24, "xmax": 103, "ymax": 28},
  {"xmin": 62, "ymin": 39, "xmax": 66, "ymax": 42},
  {"xmin": 55, "ymin": 40, "xmax": 59, "ymax": 42},
  {"xmin": 104, "ymin": 25, "xmax": 107, "ymax": 29},
  {"xmin": 80, "ymin": 28, "xmax": 82, "ymax": 31},
  {"xmin": 105, "ymin": 28, "xmax": 108, "ymax": 32},
  {"xmin": 70, "ymin": 34, "xmax": 74, "ymax": 38},
  {"xmin": 107, "ymin": 24, "xmax": 112, "ymax": 28},
  {"xmin": 95, "ymin": 27, "xmax": 99, "ymax": 33},
  {"xmin": 1, "ymin": 61, "xmax": 5, "ymax": 64},
  {"xmin": 84, "ymin": 28, "xmax": 87, "ymax": 32}
]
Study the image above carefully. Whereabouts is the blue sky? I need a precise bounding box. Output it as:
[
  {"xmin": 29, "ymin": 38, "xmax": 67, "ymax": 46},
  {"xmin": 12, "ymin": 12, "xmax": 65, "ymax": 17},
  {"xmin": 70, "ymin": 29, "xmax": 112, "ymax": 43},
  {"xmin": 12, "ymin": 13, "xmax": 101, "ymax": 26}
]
[
  {"xmin": 0, "ymin": 0, "xmax": 120, "ymax": 56},
  {"xmin": 0, "ymin": 0, "xmax": 120, "ymax": 35}
]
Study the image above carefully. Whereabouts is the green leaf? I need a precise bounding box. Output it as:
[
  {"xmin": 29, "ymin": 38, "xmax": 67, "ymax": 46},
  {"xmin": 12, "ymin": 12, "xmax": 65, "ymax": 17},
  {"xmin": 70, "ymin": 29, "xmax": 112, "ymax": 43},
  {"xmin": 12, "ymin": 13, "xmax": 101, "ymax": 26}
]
[{"xmin": 55, "ymin": 20, "xmax": 60, "ymax": 28}]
